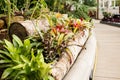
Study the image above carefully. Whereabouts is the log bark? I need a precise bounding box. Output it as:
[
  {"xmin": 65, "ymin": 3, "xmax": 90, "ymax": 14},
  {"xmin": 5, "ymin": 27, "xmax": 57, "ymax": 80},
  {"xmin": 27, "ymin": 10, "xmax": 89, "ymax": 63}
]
[
  {"xmin": 9, "ymin": 22, "xmax": 28, "ymax": 40},
  {"xmin": 0, "ymin": 29, "xmax": 8, "ymax": 49},
  {"xmin": 6, "ymin": 16, "xmax": 24, "ymax": 24},
  {"xmin": 51, "ymin": 29, "xmax": 90, "ymax": 80},
  {"xmin": 0, "ymin": 16, "xmax": 24, "ymax": 29},
  {"xmin": 0, "ymin": 19, "xmax": 4, "ymax": 29},
  {"xmin": 63, "ymin": 30, "xmax": 96, "ymax": 80},
  {"xmin": 0, "ymin": 16, "xmax": 7, "ymax": 29},
  {"xmin": 9, "ymin": 19, "xmax": 49, "ymax": 40}
]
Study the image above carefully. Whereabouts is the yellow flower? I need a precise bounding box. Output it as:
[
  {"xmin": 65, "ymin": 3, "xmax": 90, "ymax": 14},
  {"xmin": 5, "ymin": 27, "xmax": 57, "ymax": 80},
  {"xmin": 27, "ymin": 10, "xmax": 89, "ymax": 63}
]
[{"xmin": 56, "ymin": 13, "xmax": 62, "ymax": 18}]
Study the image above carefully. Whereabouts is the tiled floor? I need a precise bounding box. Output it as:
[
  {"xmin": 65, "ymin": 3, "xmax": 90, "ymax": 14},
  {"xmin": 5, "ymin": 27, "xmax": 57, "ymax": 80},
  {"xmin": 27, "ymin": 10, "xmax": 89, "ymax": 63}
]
[{"xmin": 94, "ymin": 21, "xmax": 120, "ymax": 80}]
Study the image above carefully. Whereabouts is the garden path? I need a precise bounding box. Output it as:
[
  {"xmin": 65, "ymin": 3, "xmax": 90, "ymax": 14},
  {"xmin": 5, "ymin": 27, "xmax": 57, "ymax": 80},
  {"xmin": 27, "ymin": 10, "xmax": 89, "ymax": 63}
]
[{"xmin": 94, "ymin": 20, "xmax": 120, "ymax": 80}]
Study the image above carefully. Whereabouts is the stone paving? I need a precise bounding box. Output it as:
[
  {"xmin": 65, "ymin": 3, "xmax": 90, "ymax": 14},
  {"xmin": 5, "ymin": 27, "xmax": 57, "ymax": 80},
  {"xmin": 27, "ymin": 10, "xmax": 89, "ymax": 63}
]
[{"xmin": 94, "ymin": 20, "xmax": 120, "ymax": 80}]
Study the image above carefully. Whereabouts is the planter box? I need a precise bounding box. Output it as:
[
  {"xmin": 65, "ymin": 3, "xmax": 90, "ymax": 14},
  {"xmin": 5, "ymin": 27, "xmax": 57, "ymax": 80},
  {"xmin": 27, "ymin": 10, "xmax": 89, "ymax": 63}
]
[
  {"xmin": 51, "ymin": 29, "xmax": 90, "ymax": 80},
  {"xmin": 51, "ymin": 30, "xmax": 96, "ymax": 80},
  {"xmin": 8, "ymin": 19, "xmax": 95, "ymax": 80},
  {"xmin": 63, "ymin": 31, "xmax": 96, "ymax": 80}
]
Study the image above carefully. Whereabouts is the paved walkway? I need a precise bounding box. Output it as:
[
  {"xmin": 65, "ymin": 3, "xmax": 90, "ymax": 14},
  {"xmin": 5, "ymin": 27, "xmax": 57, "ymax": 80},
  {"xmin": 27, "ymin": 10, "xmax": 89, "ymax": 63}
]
[{"xmin": 94, "ymin": 20, "xmax": 120, "ymax": 80}]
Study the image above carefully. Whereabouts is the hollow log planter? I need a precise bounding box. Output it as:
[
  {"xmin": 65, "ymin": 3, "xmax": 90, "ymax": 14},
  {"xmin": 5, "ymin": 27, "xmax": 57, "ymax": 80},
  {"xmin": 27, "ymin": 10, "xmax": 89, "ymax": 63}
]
[
  {"xmin": 51, "ymin": 29, "xmax": 90, "ymax": 80},
  {"xmin": 9, "ymin": 19, "xmax": 91, "ymax": 80},
  {"xmin": 9, "ymin": 19, "xmax": 49, "ymax": 40},
  {"xmin": 63, "ymin": 31, "xmax": 96, "ymax": 80}
]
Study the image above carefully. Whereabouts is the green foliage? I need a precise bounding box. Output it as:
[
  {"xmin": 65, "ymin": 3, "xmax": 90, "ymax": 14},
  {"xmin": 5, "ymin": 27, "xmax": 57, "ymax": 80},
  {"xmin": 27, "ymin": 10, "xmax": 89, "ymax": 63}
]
[
  {"xmin": 0, "ymin": 0, "xmax": 29, "ymax": 14},
  {"xmin": 30, "ymin": 0, "xmax": 48, "ymax": 19},
  {"xmin": 0, "ymin": 35, "xmax": 54, "ymax": 80},
  {"xmin": 84, "ymin": 0, "xmax": 97, "ymax": 7},
  {"xmin": 45, "ymin": 0, "xmax": 90, "ymax": 20},
  {"xmin": 102, "ymin": 12, "xmax": 111, "ymax": 18},
  {"xmin": 45, "ymin": 0, "xmax": 66, "ymax": 12},
  {"xmin": 0, "ymin": 0, "xmax": 6, "ymax": 14},
  {"xmin": 116, "ymin": 0, "xmax": 120, "ymax": 6},
  {"xmin": 70, "ymin": 4, "xmax": 90, "ymax": 20}
]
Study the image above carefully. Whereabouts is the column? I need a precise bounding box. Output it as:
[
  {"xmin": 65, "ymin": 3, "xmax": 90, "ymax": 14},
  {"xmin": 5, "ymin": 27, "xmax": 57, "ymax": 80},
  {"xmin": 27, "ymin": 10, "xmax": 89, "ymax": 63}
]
[
  {"xmin": 114, "ymin": 0, "xmax": 116, "ymax": 7},
  {"xmin": 103, "ymin": 0, "xmax": 105, "ymax": 8}
]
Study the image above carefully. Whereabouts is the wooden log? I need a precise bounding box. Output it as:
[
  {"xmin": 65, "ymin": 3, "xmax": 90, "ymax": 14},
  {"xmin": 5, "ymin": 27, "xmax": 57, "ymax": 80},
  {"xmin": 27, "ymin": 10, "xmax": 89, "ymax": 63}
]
[
  {"xmin": 63, "ymin": 31, "xmax": 96, "ymax": 80},
  {"xmin": 51, "ymin": 29, "xmax": 90, "ymax": 80},
  {"xmin": 6, "ymin": 16, "xmax": 24, "ymax": 24},
  {"xmin": 9, "ymin": 19, "xmax": 49, "ymax": 40},
  {"xmin": 0, "ymin": 16, "xmax": 24, "ymax": 29},
  {"xmin": 0, "ymin": 29, "xmax": 8, "ymax": 40},
  {"xmin": 0, "ymin": 29, "xmax": 8, "ymax": 49},
  {"xmin": 0, "ymin": 19, "xmax": 4, "ymax": 29},
  {"xmin": 9, "ymin": 22, "xmax": 28, "ymax": 40},
  {"xmin": 0, "ymin": 16, "xmax": 7, "ymax": 29}
]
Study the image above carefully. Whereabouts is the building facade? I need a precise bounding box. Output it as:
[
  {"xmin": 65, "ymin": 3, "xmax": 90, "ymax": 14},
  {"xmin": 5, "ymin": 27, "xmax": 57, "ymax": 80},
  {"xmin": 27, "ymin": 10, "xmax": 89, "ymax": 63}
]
[{"xmin": 97, "ymin": 0, "xmax": 119, "ymax": 19}]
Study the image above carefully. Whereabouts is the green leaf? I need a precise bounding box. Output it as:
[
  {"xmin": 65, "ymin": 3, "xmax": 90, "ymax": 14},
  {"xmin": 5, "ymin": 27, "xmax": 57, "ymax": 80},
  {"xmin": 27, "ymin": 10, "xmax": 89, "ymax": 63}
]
[
  {"xmin": 4, "ymin": 39, "xmax": 14, "ymax": 52},
  {"xmin": 42, "ymin": 64, "xmax": 50, "ymax": 75},
  {"xmin": 0, "ymin": 64, "xmax": 12, "ymax": 68},
  {"xmin": 0, "ymin": 50, "xmax": 12, "ymax": 59},
  {"xmin": 12, "ymin": 39, "xmax": 18, "ymax": 47},
  {"xmin": 37, "ymin": 50, "xmax": 44, "ymax": 62},
  {"xmin": 1, "ymin": 68, "xmax": 13, "ymax": 79},
  {"xmin": 24, "ymin": 39, "xmax": 30, "ymax": 47},
  {"xmin": 0, "ymin": 54, "xmax": 8, "ymax": 59},
  {"xmin": 13, "ymin": 70, "xmax": 26, "ymax": 80},
  {"xmin": 31, "ymin": 49, "xmax": 35, "ymax": 61},
  {"xmin": 58, "ymin": 33, "xmax": 65, "ymax": 45},
  {"xmin": 23, "ymin": 39, "xmax": 31, "ymax": 54},
  {"xmin": 12, "ymin": 64, "xmax": 25, "ymax": 69},
  {"xmin": 20, "ymin": 55, "xmax": 29, "ymax": 63},
  {"xmin": 0, "ymin": 60, "xmax": 12, "ymax": 64},
  {"xmin": 24, "ymin": 63, "xmax": 31, "ymax": 74},
  {"xmin": 12, "ymin": 59, "xmax": 21, "ymax": 64},
  {"xmin": 12, "ymin": 35, "xmax": 23, "ymax": 47},
  {"xmin": 0, "ymin": 40, "xmax": 4, "ymax": 44}
]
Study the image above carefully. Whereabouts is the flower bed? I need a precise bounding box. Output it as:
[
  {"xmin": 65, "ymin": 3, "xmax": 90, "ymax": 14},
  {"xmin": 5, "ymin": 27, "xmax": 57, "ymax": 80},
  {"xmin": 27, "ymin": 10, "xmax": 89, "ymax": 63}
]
[{"xmin": 0, "ymin": 13, "xmax": 94, "ymax": 80}]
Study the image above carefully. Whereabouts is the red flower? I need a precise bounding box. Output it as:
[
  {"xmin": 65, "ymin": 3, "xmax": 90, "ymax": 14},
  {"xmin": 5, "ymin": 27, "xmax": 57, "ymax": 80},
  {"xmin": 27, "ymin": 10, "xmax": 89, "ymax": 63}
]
[
  {"xmin": 73, "ymin": 22, "xmax": 80, "ymax": 28},
  {"xmin": 54, "ymin": 25, "xmax": 69, "ymax": 34}
]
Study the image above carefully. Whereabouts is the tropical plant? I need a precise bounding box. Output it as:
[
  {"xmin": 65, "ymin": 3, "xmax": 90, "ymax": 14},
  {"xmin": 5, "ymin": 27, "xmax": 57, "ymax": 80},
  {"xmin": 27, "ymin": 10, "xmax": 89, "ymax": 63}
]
[
  {"xmin": 0, "ymin": 35, "xmax": 54, "ymax": 80},
  {"xmin": 31, "ymin": 13, "xmax": 93, "ymax": 63},
  {"xmin": 32, "ymin": 25, "xmax": 74, "ymax": 63}
]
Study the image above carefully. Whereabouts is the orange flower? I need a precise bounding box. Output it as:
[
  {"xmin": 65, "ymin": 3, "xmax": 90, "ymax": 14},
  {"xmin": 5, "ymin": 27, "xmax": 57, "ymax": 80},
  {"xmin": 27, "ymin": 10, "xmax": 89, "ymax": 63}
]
[{"xmin": 52, "ymin": 28, "xmax": 57, "ymax": 34}]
